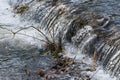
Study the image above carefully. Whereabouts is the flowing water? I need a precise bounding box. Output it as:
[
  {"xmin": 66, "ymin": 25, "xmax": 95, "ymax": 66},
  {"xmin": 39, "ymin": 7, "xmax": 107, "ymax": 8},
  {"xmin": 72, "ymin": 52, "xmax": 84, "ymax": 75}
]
[{"xmin": 0, "ymin": 0, "xmax": 120, "ymax": 80}]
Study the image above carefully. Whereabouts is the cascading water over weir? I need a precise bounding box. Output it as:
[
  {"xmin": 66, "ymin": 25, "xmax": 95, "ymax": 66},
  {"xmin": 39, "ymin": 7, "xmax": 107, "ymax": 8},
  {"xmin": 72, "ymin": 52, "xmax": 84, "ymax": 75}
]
[{"xmin": 0, "ymin": 0, "xmax": 120, "ymax": 80}]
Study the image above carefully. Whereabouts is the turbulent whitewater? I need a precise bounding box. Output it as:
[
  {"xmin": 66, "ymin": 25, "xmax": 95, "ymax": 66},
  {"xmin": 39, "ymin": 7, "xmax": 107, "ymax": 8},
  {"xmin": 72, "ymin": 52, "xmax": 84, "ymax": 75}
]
[{"xmin": 0, "ymin": 0, "xmax": 120, "ymax": 80}]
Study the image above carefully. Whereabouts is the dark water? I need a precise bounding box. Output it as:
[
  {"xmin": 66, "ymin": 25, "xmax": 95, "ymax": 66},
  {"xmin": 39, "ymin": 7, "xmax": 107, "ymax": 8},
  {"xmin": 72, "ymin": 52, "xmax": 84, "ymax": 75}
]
[{"xmin": 0, "ymin": 42, "xmax": 56, "ymax": 80}]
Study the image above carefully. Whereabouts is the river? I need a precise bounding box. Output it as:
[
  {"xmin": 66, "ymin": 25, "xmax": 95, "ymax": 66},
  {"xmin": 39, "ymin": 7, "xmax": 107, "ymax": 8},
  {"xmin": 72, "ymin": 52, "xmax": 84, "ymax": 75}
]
[{"xmin": 0, "ymin": 0, "xmax": 120, "ymax": 80}]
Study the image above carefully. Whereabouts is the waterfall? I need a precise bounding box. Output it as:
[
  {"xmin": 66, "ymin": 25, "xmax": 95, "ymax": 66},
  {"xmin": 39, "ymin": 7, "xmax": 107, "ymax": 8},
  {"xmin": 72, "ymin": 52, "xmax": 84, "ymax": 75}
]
[{"xmin": 2, "ymin": 0, "xmax": 120, "ymax": 79}]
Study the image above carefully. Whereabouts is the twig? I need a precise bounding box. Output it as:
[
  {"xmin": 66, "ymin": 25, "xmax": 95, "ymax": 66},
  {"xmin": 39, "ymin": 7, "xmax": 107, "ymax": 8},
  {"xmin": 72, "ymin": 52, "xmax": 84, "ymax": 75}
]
[
  {"xmin": 17, "ymin": 33, "xmax": 47, "ymax": 43},
  {"xmin": 91, "ymin": 50, "xmax": 97, "ymax": 71},
  {"xmin": 30, "ymin": 26, "xmax": 52, "ymax": 43}
]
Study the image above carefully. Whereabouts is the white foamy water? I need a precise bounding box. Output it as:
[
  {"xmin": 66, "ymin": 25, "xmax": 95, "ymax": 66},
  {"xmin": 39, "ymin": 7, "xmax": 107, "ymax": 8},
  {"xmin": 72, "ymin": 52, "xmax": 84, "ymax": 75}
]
[
  {"xmin": 0, "ymin": 0, "xmax": 45, "ymax": 48},
  {"xmin": 0, "ymin": 0, "xmax": 21, "ymax": 26},
  {"xmin": 70, "ymin": 0, "xmax": 89, "ymax": 4},
  {"xmin": 0, "ymin": 0, "xmax": 117, "ymax": 80},
  {"xmin": 65, "ymin": 44, "xmax": 117, "ymax": 80}
]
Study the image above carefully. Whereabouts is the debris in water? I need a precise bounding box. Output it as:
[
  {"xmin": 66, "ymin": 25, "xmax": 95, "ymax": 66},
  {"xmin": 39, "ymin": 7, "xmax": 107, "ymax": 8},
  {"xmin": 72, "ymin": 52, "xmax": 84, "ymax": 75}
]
[
  {"xmin": 37, "ymin": 69, "xmax": 46, "ymax": 77},
  {"xmin": 14, "ymin": 4, "xmax": 29, "ymax": 14}
]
